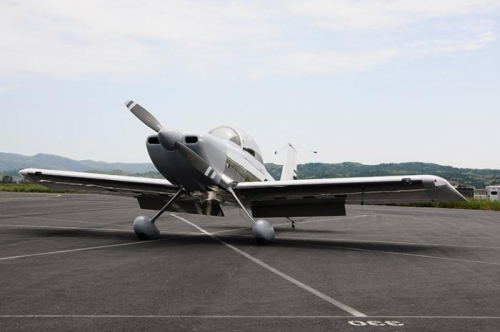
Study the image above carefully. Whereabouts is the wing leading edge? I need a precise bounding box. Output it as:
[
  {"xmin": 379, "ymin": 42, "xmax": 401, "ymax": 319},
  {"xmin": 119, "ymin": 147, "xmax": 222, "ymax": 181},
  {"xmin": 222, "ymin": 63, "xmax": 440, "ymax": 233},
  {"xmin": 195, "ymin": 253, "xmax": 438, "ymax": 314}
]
[
  {"xmin": 235, "ymin": 175, "xmax": 466, "ymax": 218},
  {"xmin": 18, "ymin": 168, "xmax": 225, "ymax": 216},
  {"xmin": 19, "ymin": 168, "xmax": 178, "ymax": 195}
]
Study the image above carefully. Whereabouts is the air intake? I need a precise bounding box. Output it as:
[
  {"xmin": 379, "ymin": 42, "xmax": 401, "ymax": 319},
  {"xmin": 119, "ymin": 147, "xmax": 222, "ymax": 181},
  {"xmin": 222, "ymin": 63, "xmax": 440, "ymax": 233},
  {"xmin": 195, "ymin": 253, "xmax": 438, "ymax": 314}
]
[
  {"xmin": 147, "ymin": 136, "xmax": 160, "ymax": 144},
  {"xmin": 185, "ymin": 136, "xmax": 198, "ymax": 144}
]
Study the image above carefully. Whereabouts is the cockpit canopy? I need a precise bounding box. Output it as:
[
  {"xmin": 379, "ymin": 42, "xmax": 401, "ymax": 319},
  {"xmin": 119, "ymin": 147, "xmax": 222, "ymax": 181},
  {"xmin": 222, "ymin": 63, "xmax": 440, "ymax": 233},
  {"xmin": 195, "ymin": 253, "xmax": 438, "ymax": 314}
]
[{"xmin": 209, "ymin": 125, "xmax": 263, "ymax": 163}]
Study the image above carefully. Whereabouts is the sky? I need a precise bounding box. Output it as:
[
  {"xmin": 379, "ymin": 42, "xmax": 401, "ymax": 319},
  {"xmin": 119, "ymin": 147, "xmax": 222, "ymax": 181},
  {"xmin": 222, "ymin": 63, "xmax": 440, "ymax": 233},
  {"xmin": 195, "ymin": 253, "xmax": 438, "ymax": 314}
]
[{"xmin": 1, "ymin": 0, "xmax": 500, "ymax": 169}]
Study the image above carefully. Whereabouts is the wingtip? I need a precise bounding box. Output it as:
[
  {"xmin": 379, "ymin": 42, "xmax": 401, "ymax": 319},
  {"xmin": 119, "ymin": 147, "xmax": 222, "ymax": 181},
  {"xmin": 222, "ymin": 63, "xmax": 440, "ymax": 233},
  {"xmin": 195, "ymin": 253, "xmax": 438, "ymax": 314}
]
[{"xmin": 19, "ymin": 168, "xmax": 31, "ymax": 177}]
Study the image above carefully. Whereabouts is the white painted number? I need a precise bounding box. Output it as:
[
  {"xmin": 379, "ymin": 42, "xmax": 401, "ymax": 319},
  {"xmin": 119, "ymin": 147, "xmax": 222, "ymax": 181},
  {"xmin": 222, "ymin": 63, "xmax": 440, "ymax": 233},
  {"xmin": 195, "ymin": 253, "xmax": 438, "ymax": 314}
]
[
  {"xmin": 349, "ymin": 321, "xmax": 367, "ymax": 326},
  {"xmin": 348, "ymin": 320, "xmax": 404, "ymax": 327}
]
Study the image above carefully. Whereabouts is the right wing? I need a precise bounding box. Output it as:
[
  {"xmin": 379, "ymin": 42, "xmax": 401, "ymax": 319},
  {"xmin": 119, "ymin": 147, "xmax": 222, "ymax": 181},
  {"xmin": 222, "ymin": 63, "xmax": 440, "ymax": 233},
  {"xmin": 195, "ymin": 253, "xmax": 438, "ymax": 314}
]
[{"xmin": 235, "ymin": 175, "xmax": 466, "ymax": 218}]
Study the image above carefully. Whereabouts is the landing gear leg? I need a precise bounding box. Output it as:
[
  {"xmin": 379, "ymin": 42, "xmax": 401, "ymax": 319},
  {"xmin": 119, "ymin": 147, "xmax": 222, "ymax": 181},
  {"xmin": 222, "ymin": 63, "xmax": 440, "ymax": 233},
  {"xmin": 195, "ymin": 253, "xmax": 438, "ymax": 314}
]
[
  {"xmin": 286, "ymin": 217, "xmax": 296, "ymax": 229},
  {"xmin": 133, "ymin": 189, "xmax": 184, "ymax": 240},
  {"xmin": 226, "ymin": 186, "xmax": 274, "ymax": 243}
]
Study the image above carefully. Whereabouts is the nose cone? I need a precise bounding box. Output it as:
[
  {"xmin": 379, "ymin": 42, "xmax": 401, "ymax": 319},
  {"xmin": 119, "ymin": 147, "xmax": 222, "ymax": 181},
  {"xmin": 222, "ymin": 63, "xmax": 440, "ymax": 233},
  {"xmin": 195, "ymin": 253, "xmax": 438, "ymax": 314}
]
[{"xmin": 158, "ymin": 129, "xmax": 183, "ymax": 151}]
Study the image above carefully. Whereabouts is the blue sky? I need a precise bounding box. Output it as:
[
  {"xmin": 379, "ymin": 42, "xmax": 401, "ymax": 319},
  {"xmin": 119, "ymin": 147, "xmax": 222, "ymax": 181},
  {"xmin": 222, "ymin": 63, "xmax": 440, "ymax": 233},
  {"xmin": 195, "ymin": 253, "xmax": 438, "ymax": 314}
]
[{"xmin": 2, "ymin": 0, "xmax": 500, "ymax": 169}]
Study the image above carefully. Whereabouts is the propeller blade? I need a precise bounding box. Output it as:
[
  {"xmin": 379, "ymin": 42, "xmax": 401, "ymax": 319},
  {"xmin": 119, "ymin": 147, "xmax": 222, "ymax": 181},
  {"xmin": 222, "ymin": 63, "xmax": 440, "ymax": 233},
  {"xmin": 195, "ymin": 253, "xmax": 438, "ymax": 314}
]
[
  {"xmin": 175, "ymin": 141, "xmax": 223, "ymax": 186},
  {"xmin": 125, "ymin": 100, "xmax": 163, "ymax": 132}
]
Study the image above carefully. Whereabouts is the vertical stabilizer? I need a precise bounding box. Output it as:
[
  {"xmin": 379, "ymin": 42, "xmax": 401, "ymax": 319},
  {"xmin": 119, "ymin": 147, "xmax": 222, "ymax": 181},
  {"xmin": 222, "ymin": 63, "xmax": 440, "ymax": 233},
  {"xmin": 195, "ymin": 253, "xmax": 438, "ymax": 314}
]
[{"xmin": 280, "ymin": 144, "xmax": 298, "ymax": 181}]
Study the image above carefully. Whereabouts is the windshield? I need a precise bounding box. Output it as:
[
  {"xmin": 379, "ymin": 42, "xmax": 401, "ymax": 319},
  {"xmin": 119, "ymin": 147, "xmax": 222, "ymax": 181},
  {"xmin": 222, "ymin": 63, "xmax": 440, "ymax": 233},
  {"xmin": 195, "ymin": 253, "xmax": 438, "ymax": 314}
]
[{"xmin": 209, "ymin": 125, "xmax": 263, "ymax": 163}]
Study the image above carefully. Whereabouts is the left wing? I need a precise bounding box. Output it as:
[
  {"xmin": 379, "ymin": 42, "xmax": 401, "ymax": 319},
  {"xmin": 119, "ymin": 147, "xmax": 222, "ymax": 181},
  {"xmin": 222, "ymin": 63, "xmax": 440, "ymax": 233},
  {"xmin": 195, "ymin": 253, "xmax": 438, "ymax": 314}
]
[
  {"xmin": 19, "ymin": 168, "xmax": 224, "ymax": 216},
  {"xmin": 235, "ymin": 175, "xmax": 465, "ymax": 218},
  {"xmin": 20, "ymin": 168, "xmax": 178, "ymax": 195}
]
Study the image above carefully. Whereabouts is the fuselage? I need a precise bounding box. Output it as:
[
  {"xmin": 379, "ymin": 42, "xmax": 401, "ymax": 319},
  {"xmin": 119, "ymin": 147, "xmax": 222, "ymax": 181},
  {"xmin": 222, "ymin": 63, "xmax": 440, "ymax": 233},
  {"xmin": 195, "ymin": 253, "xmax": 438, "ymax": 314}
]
[{"xmin": 147, "ymin": 126, "xmax": 274, "ymax": 192}]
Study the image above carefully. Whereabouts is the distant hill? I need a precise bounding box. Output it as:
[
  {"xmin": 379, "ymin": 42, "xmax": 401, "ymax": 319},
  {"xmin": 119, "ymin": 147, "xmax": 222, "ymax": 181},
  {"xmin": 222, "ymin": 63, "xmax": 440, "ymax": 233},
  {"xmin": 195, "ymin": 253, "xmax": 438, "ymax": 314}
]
[
  {"xmin": 0, "ymin": 152, "xmax": 156, "ymax": 178},
  {"xmin": 2, "ymin": 152, "xmax": 499, "ymax": 188},
  {"xmin": 265, "ymin": 162, "xmax": 500, "ymax": 188}
]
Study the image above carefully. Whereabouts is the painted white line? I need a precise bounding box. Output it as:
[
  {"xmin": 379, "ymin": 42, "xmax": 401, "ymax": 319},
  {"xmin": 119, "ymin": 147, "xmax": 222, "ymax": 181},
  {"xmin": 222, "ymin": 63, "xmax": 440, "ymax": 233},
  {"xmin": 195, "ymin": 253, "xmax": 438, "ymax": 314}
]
[
  {"xmin": 0, "ymin": 214, "xmax": 102, "ymax": 225},
  {"xmin": 0, "ymin": 239, "xmax": 164, "ymax": 261},
  {"xmin": 0, "ymin": 222, "xmax": 241, "ymax": 239},
  {"xmin": 0, "ymin": 224, "xmax": 128, "ymax": 232},
  {"xmin": 0, "ymin": 315, "xmax": 499, "ymax": 319},
  {"xmin": 378, "ymin": 240, "xmax": 500, "ymax": 250},
  {"xmin": 273, "ymin": 215, "xmax": 372, "ymax": 227},
  {"xmin": 326, "ymin": 234, "xmax": 499, "ymax": 240},
  {"xmin": 0, "ymin": 194, "xmax": 61, "ymax": 201},
  {"xmin": 204, "ymin": 166, "xmax": 212, "ymax": 176},
  {"xmin": 0, "ymin": 205, "xmax": 135, "ymax": 219},
  {"xmin": 345, "ymin": 247, "xmax": 500, "ymax": 266},
  {"xmin": 303, "ymin": 215, "xmax": 373, "ymax": 223},
  {"xmin": 171, "ymin": 214, "xmax": 366, "ymax": 317},
  {"xmin": 279, "ymin": 238, "xmax": 500, "ymax": 267},
  {"xmin": 279, "ymin": 236, "xmax": 500, "ymax": 250}
]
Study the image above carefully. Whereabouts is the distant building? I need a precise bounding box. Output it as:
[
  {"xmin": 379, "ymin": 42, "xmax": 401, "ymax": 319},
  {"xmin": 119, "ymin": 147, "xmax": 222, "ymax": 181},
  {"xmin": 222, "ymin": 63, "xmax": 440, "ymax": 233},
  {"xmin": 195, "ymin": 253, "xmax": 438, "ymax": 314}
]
[
  {"xmin": 485, "ymin": 186, "xmax": 500, "ymax": 202},
  {"xmin": 456, "ymin": 187, "xmax": 474, "ymax": 199}
]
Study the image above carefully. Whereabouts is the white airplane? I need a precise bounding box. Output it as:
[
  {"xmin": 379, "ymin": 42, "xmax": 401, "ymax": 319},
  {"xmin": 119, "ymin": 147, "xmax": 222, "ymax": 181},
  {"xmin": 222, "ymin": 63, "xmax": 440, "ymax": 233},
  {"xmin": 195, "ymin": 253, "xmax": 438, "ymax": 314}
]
[{"xmin": 20, "ymin": 100, "xmax": 465, "ymax": 242}]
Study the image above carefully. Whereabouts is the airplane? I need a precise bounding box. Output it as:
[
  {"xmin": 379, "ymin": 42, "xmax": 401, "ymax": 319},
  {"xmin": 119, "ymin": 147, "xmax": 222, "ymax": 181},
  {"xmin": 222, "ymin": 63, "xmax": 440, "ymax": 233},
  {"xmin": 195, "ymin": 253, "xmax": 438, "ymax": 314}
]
[{"xmin": 20, "ymin": 100, "xmax": 466, "ymax": 243}]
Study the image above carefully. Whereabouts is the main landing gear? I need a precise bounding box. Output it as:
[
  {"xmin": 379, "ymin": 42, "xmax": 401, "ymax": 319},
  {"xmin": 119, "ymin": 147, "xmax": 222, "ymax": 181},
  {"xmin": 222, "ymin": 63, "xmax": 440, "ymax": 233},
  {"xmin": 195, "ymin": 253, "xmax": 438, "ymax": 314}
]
[
  {"xmin": 226, "ymin": 186, "xmax": 275, "ymax": 243},
  {"xmin": 252, "ymin": 219, "xmax": 275, "ymax": 243},
  {"xmin": 132, "ymin": 187, "xmax": 274, "ymax": 243}
]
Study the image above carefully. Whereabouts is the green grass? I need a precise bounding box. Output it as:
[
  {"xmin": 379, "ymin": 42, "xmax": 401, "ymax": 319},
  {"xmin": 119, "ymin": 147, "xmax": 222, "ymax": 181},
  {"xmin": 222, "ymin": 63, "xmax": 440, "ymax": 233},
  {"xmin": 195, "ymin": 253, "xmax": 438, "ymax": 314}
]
[
  {"xmin": 0, "ymin": 183, "xmax": 62, "ymax": 193},
  {"xmin": 397, "ymin": 199, "xmax": 500, "ymax": 211}
]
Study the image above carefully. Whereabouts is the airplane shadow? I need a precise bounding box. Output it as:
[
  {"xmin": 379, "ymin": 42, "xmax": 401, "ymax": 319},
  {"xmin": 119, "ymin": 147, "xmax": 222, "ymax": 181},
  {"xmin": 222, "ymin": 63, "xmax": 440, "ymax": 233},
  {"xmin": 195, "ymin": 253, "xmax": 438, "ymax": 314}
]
[
  {"xmin": 6, "ymin": 225, "xmax": 447, "ymax": 255},
  {"xmin": 206, "ymin": 225, "xmax": 347, "ymax": 235},
  {"xmin": 214, "ymin": 234, "xmax": 441, "ymax": 254},
  {"xmin": 3, "ymin": 226, "xmax": 138, "ymax": 241}
]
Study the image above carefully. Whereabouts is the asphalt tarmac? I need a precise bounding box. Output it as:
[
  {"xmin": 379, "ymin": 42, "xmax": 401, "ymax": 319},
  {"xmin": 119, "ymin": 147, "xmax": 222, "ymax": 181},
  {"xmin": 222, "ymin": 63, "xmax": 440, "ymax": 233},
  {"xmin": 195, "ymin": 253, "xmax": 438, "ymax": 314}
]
[{"xmin": 0, "ymin": 192, "xmax": 499, "ymax": 331}]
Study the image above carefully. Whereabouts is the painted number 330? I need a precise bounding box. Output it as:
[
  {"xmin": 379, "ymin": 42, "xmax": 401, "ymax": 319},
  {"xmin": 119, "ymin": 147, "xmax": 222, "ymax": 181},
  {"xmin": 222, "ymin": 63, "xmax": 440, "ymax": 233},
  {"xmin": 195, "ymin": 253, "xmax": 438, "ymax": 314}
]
[{"xmin": 348, "ymin": 321, "xmax": 404, "ymax": 327}]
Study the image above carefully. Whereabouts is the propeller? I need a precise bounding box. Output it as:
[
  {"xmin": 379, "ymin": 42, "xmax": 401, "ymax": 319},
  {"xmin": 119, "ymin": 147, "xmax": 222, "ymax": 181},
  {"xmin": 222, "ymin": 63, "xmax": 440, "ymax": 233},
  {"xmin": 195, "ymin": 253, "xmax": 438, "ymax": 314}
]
[
  {"xmin": 125, "ymin": 100, "xmax": 163, "ymax": 132},
  {"xmin": 125, "ymin": 99, "xmax": 228, "ymax": 187},
  {"xmin": 175, "ymin": 141, "xmax": 225, "ymax": 187}
]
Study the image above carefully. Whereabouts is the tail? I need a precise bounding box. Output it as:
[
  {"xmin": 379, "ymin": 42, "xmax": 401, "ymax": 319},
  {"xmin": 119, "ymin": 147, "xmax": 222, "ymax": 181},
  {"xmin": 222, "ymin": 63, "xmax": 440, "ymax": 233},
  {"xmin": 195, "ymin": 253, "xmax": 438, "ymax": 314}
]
[{"xmin": 280, "ymin": 144, "xmax": 298, "ymax": 181}]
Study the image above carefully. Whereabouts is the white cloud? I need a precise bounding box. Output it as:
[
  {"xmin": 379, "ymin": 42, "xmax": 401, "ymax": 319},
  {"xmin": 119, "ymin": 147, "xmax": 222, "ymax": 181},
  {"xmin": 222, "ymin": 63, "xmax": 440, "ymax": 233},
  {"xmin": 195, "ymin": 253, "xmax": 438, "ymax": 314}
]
[
  {"xmin": 267, "ymin": 49, "xmax": 400, "ymax": 75},
  {"xmin": 0, "ymin": 0, "xmax": 498, "ymax": 79},
  {"xmin": 288, "ymin": 0, "xmax": 500, "ymax": 30},
  {"xmin": 404, "ymin": 19, "xmax": 497, "ymax": 57},
  {"xmin": 0, "ymin": 83, "xmax": 22, "ymax": 93}
]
